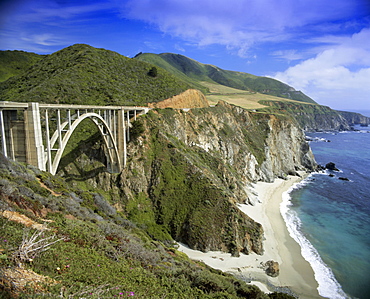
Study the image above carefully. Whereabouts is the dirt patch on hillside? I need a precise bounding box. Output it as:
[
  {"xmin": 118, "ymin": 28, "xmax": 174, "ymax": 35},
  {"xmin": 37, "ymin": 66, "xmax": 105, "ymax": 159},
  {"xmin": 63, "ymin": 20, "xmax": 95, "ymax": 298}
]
[
  {"xmin": 1, "ymin": 211, "xmax": 50, "ymax": 230},
  {"xmin": 149, "ymin": 89, "xmax": 209, "ymax": 109}
]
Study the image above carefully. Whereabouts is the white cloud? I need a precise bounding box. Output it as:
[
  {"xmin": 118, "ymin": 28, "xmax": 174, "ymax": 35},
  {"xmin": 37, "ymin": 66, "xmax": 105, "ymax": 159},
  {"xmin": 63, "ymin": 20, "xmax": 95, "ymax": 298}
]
[
  {"xmin": 121, "ymin": 0, "xmax": 367, "ymax": 57},
  {"xmin": 11, "ymin": 1, "xmax": 114, "ymax": 23},
  {"xmin": 21, "ymin": 33, "xmax": 62, "ymax": 46},
  {"xmin": 273, "ymin": 28, "xmax": 370, "ymax": 110},
  {"xmin": 174, "ymin": 44, "xmax": 185, "ymax": 52},
  {"xmin": 272, "ymin": 50, "xmax": 306, "ymax": 62}
]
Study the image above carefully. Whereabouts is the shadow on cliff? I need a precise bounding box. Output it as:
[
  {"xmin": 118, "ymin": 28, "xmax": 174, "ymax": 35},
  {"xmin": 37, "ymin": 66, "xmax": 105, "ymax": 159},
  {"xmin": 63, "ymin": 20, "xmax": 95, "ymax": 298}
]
[{"xmin": 56, "ymin": 132, "xmax": 109, "ymax": 182}]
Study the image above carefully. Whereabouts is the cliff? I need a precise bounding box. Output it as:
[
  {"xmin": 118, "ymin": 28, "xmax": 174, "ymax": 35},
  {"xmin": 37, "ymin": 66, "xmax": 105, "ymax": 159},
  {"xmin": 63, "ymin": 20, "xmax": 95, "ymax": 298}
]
[
  {"xmin": 57, "ymin": 101, "xmax": 316, "ymax": 257},
  {"xmin": 259, "ymin": 100, "xmax": 352, "ymax": 131},
  {"xmin": 0, "ymin": 99, "xmax": 312, "ymax": 297},
  {"xmin": 337, "ymin": 110, "xmax": 370, "ymax": 126}
]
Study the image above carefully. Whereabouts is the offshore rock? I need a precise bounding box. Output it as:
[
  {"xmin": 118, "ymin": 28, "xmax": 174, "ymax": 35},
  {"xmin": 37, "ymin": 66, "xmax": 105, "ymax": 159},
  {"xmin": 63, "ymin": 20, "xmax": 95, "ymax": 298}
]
[
  {"xmin": 326, "ymin": 162, "xmax": 339, "ymax": 171},
  {"xmin": 338, "ymin": 177, "xmax": 349, "ymax": 181}
]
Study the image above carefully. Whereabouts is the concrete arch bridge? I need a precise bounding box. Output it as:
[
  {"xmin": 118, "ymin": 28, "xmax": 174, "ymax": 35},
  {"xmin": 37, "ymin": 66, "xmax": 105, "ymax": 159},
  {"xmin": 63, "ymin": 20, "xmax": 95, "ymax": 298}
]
[{"xmin": 0, "ymin": 102, "xmax": 149, "ymax": 175}]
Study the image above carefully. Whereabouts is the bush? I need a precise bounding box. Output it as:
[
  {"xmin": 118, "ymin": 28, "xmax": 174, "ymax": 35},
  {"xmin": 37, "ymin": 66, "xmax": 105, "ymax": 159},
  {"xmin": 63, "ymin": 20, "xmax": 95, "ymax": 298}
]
[{"xmin": 148, "ymin": 66, "xmax": 158, "ymax": 77}]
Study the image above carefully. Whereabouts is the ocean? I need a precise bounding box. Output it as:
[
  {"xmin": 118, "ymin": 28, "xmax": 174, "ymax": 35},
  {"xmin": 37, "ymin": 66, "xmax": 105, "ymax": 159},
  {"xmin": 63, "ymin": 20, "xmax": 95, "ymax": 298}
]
[{"xmin": 281, "ymin": 124, "xmax": 370, "ymax": 299}]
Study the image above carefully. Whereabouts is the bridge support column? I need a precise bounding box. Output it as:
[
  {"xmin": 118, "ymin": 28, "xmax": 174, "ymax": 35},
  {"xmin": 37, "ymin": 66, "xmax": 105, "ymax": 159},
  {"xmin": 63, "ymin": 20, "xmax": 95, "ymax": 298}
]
[
  {"xmin": 0, "ymin": 110, "xmax": 8, "ymax": 158},
  {"xmin": 118, "ymin": 108, "xmax": 127, "ymax": 168},
  {"xmin": 25, "ymin": 103, "xmax": 46, "ymax": 171}
]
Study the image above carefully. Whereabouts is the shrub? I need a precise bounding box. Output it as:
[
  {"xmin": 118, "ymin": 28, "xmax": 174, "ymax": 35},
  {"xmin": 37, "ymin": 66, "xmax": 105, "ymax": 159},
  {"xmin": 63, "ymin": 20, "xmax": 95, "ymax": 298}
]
[{"xmin": 148, "ymin": 66, "xmax": 158, "ymax": 77}]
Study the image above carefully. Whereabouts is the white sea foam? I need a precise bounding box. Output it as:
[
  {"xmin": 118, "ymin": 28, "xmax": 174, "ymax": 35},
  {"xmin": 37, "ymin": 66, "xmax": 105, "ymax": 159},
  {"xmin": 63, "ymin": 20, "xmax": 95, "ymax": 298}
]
[{"xmin": 280, "ymin": 178, "xmax": 349, "ymax": 299}]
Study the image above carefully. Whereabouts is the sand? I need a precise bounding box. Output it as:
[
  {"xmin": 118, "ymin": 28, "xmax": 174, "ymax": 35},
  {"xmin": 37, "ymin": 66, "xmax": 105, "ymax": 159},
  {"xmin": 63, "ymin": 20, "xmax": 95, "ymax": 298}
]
[{"xmin": 178, "ymin": 174, "xmax": 322, "ymax": 298}]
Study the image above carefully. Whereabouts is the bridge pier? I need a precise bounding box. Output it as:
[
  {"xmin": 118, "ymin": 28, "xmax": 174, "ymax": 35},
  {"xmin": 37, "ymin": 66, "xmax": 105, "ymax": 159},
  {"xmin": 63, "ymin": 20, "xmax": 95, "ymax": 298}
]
[
  {"xmin": 0, "ymin": 102, "xmax": 149, "ymax": 175},
  {"xmin": 25, "ymin": 103, "xmax": 46, "ymax": 171}
]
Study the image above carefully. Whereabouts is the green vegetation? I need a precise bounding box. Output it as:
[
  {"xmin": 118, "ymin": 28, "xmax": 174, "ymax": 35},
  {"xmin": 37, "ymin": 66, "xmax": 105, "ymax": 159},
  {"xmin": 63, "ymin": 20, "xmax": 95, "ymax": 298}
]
[
  {"xmin": 0, "ymin": 153, "xmax": 294, "ymax": 298},
  {"xmin": 0, "ymin": 44, "xmax": 191, "ymax": 106},
  {"xmin": 0, "ymin": 43, "xmax": 332, "ymax": 298},
  {"xmin": 135, "ymin": 52, "xmax": 316, "ymax": 104},
  {"xmin": 0, "ymin": 50, "xmax": 45, "ymax": 82}
]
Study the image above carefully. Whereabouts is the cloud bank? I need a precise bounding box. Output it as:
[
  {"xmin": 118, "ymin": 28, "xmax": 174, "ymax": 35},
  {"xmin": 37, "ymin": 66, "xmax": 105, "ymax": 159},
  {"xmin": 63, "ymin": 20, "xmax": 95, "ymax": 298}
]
[
  {"xmin": 122, "ymin": 0, "xmax": 367, "ymax": 57},
  {"xmin": 273, "ymin": 28, "xmax": 370, "ymax": 110}
]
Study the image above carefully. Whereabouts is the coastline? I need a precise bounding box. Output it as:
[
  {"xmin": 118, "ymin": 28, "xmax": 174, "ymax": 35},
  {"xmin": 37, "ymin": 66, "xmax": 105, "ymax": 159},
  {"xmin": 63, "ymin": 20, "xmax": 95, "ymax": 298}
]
[{"xmin": 178, "ymin": 173, "xmax": 321, "ymax": 298}]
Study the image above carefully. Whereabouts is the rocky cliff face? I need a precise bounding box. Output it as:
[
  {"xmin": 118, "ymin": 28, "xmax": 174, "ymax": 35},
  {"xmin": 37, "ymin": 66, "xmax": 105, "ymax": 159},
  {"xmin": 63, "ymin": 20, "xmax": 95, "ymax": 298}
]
[
  {"xmin": 337, "ymin": 110, "xmax": 370, "ymax": 126},
  {"xmin": 260, "ymin": 100, "xmax": 352, "ymax": 131},
  {"xmin": 58, "ymin": 101, "xmax": 316, "ymax": 257}
]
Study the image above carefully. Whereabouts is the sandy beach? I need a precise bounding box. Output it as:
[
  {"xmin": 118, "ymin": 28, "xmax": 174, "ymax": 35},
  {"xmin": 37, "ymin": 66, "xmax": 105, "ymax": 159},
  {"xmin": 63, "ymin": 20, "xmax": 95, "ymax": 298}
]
[{"xmin": 178, "ymin": 174, "xmax": 322, "ymax": 298}]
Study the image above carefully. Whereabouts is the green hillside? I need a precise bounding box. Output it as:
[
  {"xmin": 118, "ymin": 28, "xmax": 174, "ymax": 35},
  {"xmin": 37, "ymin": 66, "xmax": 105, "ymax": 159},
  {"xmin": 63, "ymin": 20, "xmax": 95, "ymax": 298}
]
[
  {"xmin": 135, "ymin": 53, "xmax": 316, "ymax": 104},
  {"xmin": 0, "ymin": 44, "xmax": 191, "ymax": 106},
  {"xmin": 0, "ymin": 50, "xmax": 45, "ymax": 82},
  {"xmin": 1, "ymin": 152, "xmax": 288, "ymax": 299}
]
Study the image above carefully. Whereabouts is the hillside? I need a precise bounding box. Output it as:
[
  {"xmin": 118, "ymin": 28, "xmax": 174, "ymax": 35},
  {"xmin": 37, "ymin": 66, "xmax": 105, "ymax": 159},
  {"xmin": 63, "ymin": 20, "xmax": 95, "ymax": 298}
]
[
  {"xmin": 0, "ymin": 50, "xmax": 45, "ymax": 82},
  {"xmin": 0, "ymin": 100, "xmax": 312, "ymax": 298},
  {"xmin": 0, "ymin": 44, "xmax": 191, "ymax": 106},
  {"xmin": 0, "ymin": 153, "xmax": 279, "ymax": 299},
  {"xmin": 135, "ymin": 53, "xmax": 316, "ymax": 104}
]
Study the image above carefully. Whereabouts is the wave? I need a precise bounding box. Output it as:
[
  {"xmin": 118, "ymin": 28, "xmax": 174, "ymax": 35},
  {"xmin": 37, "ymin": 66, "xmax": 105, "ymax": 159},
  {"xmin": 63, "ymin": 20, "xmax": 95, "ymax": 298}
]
[{"xmin": 280, "ymin": 178, "xmax": 349, "ymax": 299}]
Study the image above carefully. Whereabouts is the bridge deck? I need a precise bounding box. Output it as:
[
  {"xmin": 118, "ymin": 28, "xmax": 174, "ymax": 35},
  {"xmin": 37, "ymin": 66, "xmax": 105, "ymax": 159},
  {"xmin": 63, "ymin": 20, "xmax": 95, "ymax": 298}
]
[{"xmin": 0, "ymin": 101, "xmax": 149, "ymax": 111}]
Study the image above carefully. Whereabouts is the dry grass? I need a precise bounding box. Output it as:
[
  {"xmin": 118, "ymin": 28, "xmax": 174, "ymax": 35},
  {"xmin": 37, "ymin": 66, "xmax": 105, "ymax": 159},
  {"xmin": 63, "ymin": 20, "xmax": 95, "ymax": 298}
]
[{"xmin": 202, "ymin": 81, "xmax": 314, "ymax": 110}]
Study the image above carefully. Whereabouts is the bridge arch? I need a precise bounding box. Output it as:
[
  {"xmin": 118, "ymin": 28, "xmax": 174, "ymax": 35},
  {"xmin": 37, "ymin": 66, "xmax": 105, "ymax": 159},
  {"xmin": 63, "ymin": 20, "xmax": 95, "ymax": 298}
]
[
  {"xmin": 49, "ymin": 112, "xmax": 121, "ymax": 175},
  {"xmin": 0, "ymin": 102, "xmax": 150, "ymax": 175}
]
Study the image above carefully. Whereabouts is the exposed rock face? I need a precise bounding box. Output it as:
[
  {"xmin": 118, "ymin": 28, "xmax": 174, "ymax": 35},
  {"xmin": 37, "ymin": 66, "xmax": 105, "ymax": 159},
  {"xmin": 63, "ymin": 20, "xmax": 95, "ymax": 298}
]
[
  {"xmin": 338, "ymin": 111, "xmax": 370, "ymax": 126},
  {"xmin": 59, "ymin": 101, "xmax": 316, "ymax": 257},
  {"xmin": 148, "ymin": 89, "xmax": 209, "ymax": 109},
  {"xmin": 261, "ymin": 100, "xmax": 352, "ymax": 131}
]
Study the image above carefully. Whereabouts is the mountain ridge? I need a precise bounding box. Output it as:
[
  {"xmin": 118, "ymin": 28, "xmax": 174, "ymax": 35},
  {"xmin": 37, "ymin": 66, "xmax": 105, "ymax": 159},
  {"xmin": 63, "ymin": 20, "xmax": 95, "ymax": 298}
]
[
  {"xmin": 0, "ymin": 44, "xmax": 369, "ymax": 128},
  {"xmin": 135, "ymin": 52, "xmax": 317, "ymax": 104}
]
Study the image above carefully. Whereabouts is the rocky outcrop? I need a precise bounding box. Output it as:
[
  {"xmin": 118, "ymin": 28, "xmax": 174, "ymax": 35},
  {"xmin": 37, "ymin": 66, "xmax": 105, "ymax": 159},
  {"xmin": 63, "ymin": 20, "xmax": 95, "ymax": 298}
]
[
  {"xmin": 58, "ymin": 101, "xmax": 316, "ymax": 257},
  {"xmin": 264, "ymin": 260, "xmax": 280, "ymax": 277},
  {"xmin": 325, "ymin": 162, "xmax": 339, "ymax": 171},
  {"xmin": 337, "ymin": 110, "xmax": 370, "ymax": 126},
  {"xmin": 113, "ymin": 101, "xmax": 315, "ymax": 255},
  {"xmin": 261, "ymin": 100, "xmax": 351, "ymax": 131},
  {"xmin": 148, "ymin": 89, "xmax": 209, "ymax": 109}
]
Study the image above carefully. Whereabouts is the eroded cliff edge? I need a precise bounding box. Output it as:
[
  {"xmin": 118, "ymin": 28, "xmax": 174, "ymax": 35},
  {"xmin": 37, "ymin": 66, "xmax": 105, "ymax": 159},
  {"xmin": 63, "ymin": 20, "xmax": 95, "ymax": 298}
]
[{"xmin": 60, "ymin": 101, "xmax": 316, "ymax": 257}]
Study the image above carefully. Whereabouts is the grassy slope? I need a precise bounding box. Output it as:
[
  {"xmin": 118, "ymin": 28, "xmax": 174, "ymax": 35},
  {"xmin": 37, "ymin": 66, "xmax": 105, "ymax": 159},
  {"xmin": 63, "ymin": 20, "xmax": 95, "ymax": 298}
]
[
  {"xmin": 201, "ymin": 81, "xmax": 316, "ymax": 110},
  {"xmin": 135, "ymin": 53, "xmax": 317, "ymax": 104},
  {"xmin": 0, "ymin": 153, "xmax": 295, "ymax": 299},
  {"xmin": 0, "ymin": 50, "xmax": 45, "ymax": 82},
  {"xmin": 0, "ymin": 44, "xmax": 191, "ymax": 106}
]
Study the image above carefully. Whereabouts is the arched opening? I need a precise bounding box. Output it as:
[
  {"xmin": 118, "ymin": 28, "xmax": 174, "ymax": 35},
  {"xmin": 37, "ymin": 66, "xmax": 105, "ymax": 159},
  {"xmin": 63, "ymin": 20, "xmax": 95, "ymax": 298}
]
[{"xmin": 49, "ymin": 113, "xmax": 121, "ymax": 176}]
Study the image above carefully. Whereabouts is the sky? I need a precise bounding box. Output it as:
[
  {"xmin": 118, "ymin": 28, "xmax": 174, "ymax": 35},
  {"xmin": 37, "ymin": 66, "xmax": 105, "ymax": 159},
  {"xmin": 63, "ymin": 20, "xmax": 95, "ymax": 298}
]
[{"xmin": 1, "ymin": 0, "xmax": 370, "ymax": 112}]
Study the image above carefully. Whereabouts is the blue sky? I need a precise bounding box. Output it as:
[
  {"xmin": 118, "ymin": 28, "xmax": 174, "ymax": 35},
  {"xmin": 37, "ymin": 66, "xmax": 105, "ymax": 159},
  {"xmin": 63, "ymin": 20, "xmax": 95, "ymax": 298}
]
[{"xmin": 1, "ymin": 0, "xmax": 370, "ymax": 112}]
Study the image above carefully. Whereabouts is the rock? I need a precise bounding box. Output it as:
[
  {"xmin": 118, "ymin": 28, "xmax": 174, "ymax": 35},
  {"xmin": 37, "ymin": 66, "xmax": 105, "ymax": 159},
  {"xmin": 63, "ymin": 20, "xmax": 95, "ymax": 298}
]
[
  {"xmin": 328, "ymin": 173, "xmax": 335, "ymax": 177},
  {"xmin": 264, "ymin": 260, "xmax": 279, "ymax": 277},
  {"xmin": 325, "ymin": 162, "xmax": 339, "ymax": 171},
  {"xmin": 338, "ymin": 177, "xmax": 349, "ymax": 181}
]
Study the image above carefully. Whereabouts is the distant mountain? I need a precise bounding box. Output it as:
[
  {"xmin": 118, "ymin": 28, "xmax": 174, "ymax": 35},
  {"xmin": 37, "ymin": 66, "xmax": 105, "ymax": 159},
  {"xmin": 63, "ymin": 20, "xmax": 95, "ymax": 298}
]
[
  {"xmin": 0, "ymin": 44, "xmax": 191, "ymax": 106},
  {"xmin": 135, "ymin": 53, "xmax": 317, "ymax": 104}
]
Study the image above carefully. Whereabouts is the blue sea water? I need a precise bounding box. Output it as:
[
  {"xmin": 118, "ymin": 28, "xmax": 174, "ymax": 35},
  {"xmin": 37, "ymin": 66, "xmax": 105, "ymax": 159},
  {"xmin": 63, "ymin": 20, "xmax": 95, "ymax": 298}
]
[{"xmin": 281, "ymin": 125, "xmax": 370, "ymax": 299}]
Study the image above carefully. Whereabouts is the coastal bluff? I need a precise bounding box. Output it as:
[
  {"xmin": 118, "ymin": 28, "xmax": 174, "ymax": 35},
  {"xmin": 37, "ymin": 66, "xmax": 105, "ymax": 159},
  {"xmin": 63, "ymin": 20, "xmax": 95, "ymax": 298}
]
[{"xmin": 59, "ymin": 100, "xmax": 317, "ymax": 257}]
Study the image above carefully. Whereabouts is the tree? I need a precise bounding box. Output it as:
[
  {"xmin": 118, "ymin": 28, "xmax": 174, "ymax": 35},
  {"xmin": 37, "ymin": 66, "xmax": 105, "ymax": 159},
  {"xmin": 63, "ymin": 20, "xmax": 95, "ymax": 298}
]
[{"xmin": 147, "ymin": 67, "xmax": 158, "ymax": 77}]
